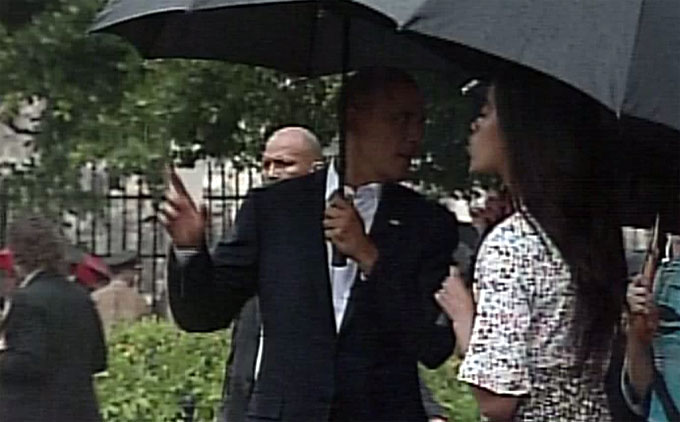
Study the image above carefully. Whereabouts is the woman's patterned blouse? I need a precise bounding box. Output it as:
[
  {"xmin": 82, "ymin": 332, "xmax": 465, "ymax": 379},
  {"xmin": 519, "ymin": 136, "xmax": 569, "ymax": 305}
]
[{"xmin": 458, "ymin": 211, "xmax": 611, "ymax": 421}]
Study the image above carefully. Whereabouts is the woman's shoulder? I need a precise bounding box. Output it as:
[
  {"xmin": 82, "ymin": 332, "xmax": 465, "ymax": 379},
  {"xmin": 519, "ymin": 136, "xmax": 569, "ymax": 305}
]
[
  {"xmin": 480, "ymin": 211, "xmax": 564, "ymax": 269},
  {"xmin": 483, "ymin": 212, "xmax": 537, "ymax": 247}
]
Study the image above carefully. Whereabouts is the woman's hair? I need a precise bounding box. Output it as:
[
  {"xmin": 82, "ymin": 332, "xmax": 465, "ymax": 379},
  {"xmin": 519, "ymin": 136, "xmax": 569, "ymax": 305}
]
[
  {"xmin": 8, "ymin": 213, "xmax": 67, "ymax": 276},
  {"xmin": 493, "ymin": 67, "xmax": 627, "ymax": 372}
]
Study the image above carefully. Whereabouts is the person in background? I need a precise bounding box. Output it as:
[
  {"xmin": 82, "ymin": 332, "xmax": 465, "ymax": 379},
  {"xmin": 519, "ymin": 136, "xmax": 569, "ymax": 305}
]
[
  {"xmin": 220, "ymin": 125, "xmax": 323, "ymax": 422},
  {"xmin": 469, "ymin": 187, "xmax": 512, "ymax": 238},
  {"xmin": 436, "ymin": 67, "xmax": 627, "ymax": 421},
  {"xmin": 623, "ymin": 234, "xmax": 680, "ymax": 421},
  {"xmin": 260, "ymin": 126, "xmax": 323, "ymax": 184},
  {"xmin": 0, "ymin": 214, "xmax": 107, "ymax": 422},
  {"xmin": 91, "ymin": 250, "xmax": 149, "ymax": 333}
]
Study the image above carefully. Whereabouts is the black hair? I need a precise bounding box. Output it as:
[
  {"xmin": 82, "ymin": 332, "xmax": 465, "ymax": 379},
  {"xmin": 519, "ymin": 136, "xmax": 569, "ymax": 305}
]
[
  {"xmin": 339, "ymin": 67, "xmax": 417, "ymax": 128},
  {"xmin": 493, "ymin": 67, "xmax": 627, "ymax": 373}
]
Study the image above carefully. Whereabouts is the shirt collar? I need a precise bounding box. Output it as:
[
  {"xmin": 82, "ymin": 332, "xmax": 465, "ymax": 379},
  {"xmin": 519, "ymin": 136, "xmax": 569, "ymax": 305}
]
[
  {"xmin": 325, "ymin": 160, "xmax": 382, "ymax": 202},
  {"xmin": 18, "ymin": 268, "xmax": 43, "ymax": 289}
]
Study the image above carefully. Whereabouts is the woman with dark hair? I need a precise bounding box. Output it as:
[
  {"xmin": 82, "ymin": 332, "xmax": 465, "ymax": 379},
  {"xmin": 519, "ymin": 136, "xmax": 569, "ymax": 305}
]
[{"xmin": 435, "ymin": 67, "xmax": 627, "ymax": 421}]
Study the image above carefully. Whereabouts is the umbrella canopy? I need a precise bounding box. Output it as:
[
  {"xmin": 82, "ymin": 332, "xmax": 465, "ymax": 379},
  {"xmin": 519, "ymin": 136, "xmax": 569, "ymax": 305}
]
[
  {"xmin": 90, "ymin": 0, "xmax": 456, "ymax": 75},
  {"xmin": 388, "ymin": 0, "xmax": 680, "ymax": 133},
  {"xmin": 370, "ymin": 0, "xmax": 680, "ymax": 231}
]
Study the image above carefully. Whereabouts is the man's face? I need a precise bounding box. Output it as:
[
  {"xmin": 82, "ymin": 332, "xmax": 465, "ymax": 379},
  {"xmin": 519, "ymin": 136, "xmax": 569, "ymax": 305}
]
[
  {"xmin": 262, "ymin": 132, "xmax": 318, "ymax": 183},
  {"xmin": 349, "ymin": 81, "xmax": 425, "ymax": 183}
]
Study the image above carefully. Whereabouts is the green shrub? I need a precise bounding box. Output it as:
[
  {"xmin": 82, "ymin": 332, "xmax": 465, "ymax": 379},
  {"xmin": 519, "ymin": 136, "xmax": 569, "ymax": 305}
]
[
  {"xmin": 97, "ymin": 319, "xmax": 478, "ymax": 422},
  {"xmin": 421, "ymin": 360, "xmax": 479, "ymax": 422},
  {"xmin": 96, "ymin": 318, "xmax": 228, "ymax": 422}
]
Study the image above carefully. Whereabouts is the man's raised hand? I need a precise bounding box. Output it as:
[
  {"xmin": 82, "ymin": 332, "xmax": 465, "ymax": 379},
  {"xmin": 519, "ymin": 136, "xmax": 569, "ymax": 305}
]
[{"xmin": 159, "ymin": 167, "xmax": 206, "ymax": 248}]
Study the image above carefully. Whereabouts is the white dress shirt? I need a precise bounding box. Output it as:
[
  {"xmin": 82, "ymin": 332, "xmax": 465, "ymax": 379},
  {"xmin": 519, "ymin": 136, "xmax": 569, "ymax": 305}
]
[{"xmin": 325, "ymin": 163, "xmax": 381, "ymax": 331}]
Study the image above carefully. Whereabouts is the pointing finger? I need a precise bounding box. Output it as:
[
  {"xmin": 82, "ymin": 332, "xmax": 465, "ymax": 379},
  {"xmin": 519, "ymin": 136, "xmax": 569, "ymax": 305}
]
[{"xmin": 168, "ymin": 166, "xmax": 195, "ymax": 207}]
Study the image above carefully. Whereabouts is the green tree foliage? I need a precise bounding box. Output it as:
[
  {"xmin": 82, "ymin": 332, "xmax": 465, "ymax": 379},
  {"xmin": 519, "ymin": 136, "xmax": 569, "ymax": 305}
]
[{"xmin": 0, "ymin": 0, "xmax": 337, "ymax": 181}]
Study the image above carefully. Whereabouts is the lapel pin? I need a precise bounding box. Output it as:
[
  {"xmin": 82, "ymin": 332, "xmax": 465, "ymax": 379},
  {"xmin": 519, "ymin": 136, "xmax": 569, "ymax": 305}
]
[{"xmin": 388, "ymin": 219, "xmax": 402, "ymax": 226}]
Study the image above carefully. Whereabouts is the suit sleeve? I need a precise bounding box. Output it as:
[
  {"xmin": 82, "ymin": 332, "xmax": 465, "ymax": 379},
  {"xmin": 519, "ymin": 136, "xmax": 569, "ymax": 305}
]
[
  {"xmin": 415, "ymin": 206, "xmax": 458, "ymax": 368},
  {"xmin": 366, "ymin": 201, "xmax": 457, "ymax": 369},
  {"xmin": 168, "ymin": 191, "xmax": 259, "ymax": 332},
  {"xmin": 0, "ymin": 297, "xmax": 48, "ymax": 381}
]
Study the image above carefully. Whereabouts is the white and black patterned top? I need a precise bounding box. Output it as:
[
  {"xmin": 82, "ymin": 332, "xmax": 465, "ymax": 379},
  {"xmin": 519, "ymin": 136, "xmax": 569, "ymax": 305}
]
[{"xmin": 458, "ymin": 211, "xmax": 611, "ymax": 421}]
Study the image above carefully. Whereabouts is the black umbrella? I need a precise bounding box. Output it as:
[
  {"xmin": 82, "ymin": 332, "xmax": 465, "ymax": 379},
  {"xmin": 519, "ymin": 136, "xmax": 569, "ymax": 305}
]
[
  {"xmin": 386, "ymin": 0, "xmax": 680, "ymax": 133},
  {"xmin": 90, "ymin": 0, "xmax": 455, "ymax": 76},
  {"xmin": 372, "ymin": 0, "xmax": 680, "ymax": 231}
]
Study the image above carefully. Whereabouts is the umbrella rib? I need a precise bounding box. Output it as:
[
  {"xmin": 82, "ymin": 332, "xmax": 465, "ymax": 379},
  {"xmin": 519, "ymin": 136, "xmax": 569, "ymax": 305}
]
[{"xmin": 395, "ymin": 0, "xmax": 433, "ymax": 30}]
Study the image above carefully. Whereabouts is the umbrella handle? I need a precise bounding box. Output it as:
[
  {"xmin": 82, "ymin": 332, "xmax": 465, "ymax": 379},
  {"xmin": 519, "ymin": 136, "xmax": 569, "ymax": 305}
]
[
  {"xmin": 331, "ymin": 246, "xmax": 347, "ymax": 267},
  {"xmin": 331, "ymin": 188, "xmax": 348, "ymax": 267},
  {"xmin": 332, "ymin": 16, "xmax": 351, "ymax": 269}
]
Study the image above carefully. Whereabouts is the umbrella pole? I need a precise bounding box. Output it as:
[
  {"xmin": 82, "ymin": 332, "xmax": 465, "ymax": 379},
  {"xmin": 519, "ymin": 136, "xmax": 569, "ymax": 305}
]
[{"xmin": 331, "ymin": 14, "xmax": 351, "ymax": 267}]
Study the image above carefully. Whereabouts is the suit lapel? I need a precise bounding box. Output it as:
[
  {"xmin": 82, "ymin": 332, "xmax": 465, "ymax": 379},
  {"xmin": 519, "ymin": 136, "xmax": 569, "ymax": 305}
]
[{"xmin": 304, "ymin": 169, "xmax": 337, "ymax": 335}]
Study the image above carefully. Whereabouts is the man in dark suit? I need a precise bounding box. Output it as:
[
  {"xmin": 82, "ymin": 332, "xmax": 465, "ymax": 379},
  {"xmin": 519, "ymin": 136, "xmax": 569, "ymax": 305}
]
[
  {"xmin": 0, "ymin": 215, "xmax": 107, "ymax": 422},
  {"xmin": 219, "ymin": 126, "xmax": 450, "ymax": 422},
  {"xmin": 162, "ymin": 67, "xmax": 457, "ymax": 422},
  {"xmin": 221, "ymin": 125, "xmax": 324, "ymax": 422}
]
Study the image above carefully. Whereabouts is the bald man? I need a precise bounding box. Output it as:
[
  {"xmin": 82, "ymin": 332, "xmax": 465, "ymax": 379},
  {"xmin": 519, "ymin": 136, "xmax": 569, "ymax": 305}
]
[
  {"xmin": 261, "ymin": 126, "xmax": 322, "ymax": 183},
  {"xmin": 220, "ymin": 126, "xmax": 323, "ymax": 422}
]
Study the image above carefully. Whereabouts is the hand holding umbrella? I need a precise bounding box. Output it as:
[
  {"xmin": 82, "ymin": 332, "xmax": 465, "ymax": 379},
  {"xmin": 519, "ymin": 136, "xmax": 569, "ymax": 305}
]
[
  {"xmin": 627, "ymin": 276, "xmax": 658, "ymax": 344},
  {"xmin": 629, "ymin": 215, "xmax": 661, "ymax": 344},
  {"xmin": 323, "ymin": 193, "xmax": 378, "ymax": 275}
]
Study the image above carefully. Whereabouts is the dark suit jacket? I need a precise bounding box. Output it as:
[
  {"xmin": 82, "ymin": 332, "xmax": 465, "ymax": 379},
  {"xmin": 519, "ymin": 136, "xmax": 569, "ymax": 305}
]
[
  {"xmin": 222, "ymin": 299, "xmax": 448, "ymax": 422},
  {"xmin": 222, "ymin": 297, "xmax": 262, "ymax": 422},
  {"xmin": 0, "ymin": 272, "xmax": 107, "ymax": 422},
  {"xmin": 168, "ymin": 169, "xmax": 457, "ymax": 422}
]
